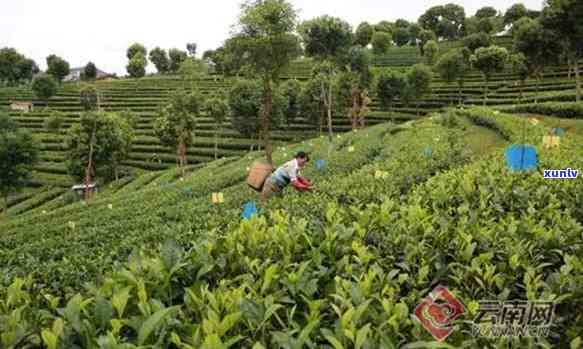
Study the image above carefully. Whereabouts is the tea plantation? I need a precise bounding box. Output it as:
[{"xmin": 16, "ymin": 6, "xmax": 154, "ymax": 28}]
[{"xmin": 1, "ymin": 101, "xmax": 583, "ymax": 347}]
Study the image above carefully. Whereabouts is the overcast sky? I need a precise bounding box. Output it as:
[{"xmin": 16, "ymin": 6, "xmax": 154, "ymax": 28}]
[{"xmin": 2, "ymin": 0, "xmax": 543, "ymax": 76}]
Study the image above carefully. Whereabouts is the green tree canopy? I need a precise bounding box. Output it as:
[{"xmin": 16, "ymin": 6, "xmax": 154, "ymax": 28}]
[
  {"xmin": 435, "ymin": 49, "xmax": 469, "ymax": 105},
  {"xmin": 169, "ymin": 49, "xmax": 188, "ymax": 73},
  {"xmin": 371, "ymin": 31, "xmax": 392, "ymax": 54},
  {"xmin": 392, "ymin": 27, "xmax": 410, "ymax": 46},
  {"xmin": 475, "ymin": 6, "xmax": 498, "ymax": 18},
  {"xmin": 126, "ymin": 53, "xmax": 147, "ymax": 78},
  {"xmin": 228, "ymin": 79, "xmax": 285, "ymax": 138},
  {"xmin": 31, "ymin": 74, "xmax": 57, "ymax": 103},
  {"xmin": 375, "ymin": 69, "xmax": 407, "ymax": 110},
  {"xmin": 83, "ymin": 62, "xmax": 97, "ymax": 80},
  {"xmin": 229, "ymin": 0, "xmax": 301, "ymax": 164},
  {"xmin": 299, "ymin": 16, "xmax": 353, "ymax": 62},
  {"xmin": 154, "ymin": 90, "xmax": 202, "ymax": 169},
  {"xmin": 0, "ymin": 114, "xmax": 39, "ymax": 213},
  {"xmin": 355, "ymin": 22, "xmax": 374, "ymax": 47},
  {"xmin": 80, "ymin": 85, "xmax": 99, "ymax": 111},
  {"xmin": 418, "ymin": 29, "xmax": 437, "ymax": 55},
  {"xmin": 504, "ymin": 3, "xmax": 528, "ymax": 25},
  {"xmin": 406, "ymin": 63, "xmax": 433, "ymax": 115},
  {"xmin": 44, "ymin": 110, "xmax": 65, "ymax": 134},
  {"xmin": 149, "ymin": 47, "xmax": 170, "ymax": 74},
  {"xmin": 471, "ymin": 45, "xmax": 509, "ymax": 104},
  {"xmin": 127, "ymin": 43, "xmax": 147, "ymax": 60},
  {"xmin": 419, "ymin": 4, "xmax": 466, "ymax": 40},
  {"xmin": 66, "ymin": 112, "xmax": 134, "ymax": 182},
  {"xmin": 541, "ymin": 0, "xmax": 583, "ymax": 101},
  {"xmin": 280, "ymin": 79, "xmax": 302, "ymax": 126},
  {"xmin": 424, "ymin": 40, "xmax": 439, "ymax": 65},
  {"xmin": 46, "ymin": 54, "xmax": 70, "ymax": 82},
  {"xmin": 0, "ymin": 48, "xmax": 38, "ymax": 85},
  {"xmin": 204, "ymin": 96, "xmax": 229, "ymax": 159},
  {"xmin": 463, "ymin": 32, "xmax": 492, "ymax": 52}
]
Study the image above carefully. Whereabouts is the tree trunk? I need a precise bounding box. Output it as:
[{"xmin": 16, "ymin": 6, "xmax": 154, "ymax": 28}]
[
  {"xmin": 575, "ymin": 59, "xmax": 581, "ymax": 103},
  {"xmin": 261, "ymin": 79, "xmax": 273, "ymax": 165},
  {"xmin": 214, "ymin": 127, "xmax": 218, "ymax": 160},
  {"xmin": 2, "ymin": 194, "xmax": 8, "ymax": 216},
  {"xmin": 84, "ymin": 125, "xmax": 97, "ymax": 203},
  {"xmin": 351, "ymin": 85, "xmax": 360, "ymax": 130},
  {"xmin": 327, "ymin": 79, "xmax": 333, "ymax": 143},
  {"xmin": 416, "ymin": 101, "xmax": 420, "ymax": 117},
  {"xmin": 568, "ymin": 58, "xmax": 572, "ymax": 80},
  {"xmin": 535, "ymin": 76, "xmax": 540, "ymax": 104},
  {"xmin": 458, "ymin": 82, "xmax": 462, "ymax": 106},
  {"xmin": 483, "ymin": 77, "xmax": 488, "ymax": 106}
]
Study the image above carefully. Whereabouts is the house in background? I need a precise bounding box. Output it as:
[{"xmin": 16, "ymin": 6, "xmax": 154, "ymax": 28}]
[
  {"xmin": 64, "ymin": 67, "xmax": 110, "ymax": 82},
  {"xmin": 10, "ymin": 101, "xmax": 34, "ymax": 112}
]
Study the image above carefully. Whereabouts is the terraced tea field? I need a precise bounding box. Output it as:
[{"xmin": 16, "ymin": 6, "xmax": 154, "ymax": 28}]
[{"xmin": 1, "ymin": 106, "xmax": 582, "ymax": 347}]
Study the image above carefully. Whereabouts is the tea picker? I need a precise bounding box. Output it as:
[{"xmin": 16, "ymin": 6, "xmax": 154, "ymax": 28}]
[{"xmin": 247, "ymin": 151, "xmax": 313, "ymax": 201}]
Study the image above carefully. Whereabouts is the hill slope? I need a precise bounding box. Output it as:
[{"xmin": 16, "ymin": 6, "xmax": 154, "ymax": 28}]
[{"xmin": 1, "ymin": 107, "xmax": 582, "ymax": 347}]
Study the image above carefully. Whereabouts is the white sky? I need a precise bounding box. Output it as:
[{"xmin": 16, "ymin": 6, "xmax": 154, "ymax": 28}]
[{"xmin": 1, "ymin": 0, "xmax": 543, "ymax": 76}]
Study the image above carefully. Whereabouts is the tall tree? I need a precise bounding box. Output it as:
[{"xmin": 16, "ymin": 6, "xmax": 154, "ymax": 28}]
[
  {"xmin": 299, "ymin": 15, "xmax": 353, "ymax": 142},
  {"xmin": 541, "ymin": 0, "xmax": 583, "ymax": 102},
  {"xmin": 168, "ymin": 48, "xmax": 188, "ymax": 73},
  {"xmin": 406, "ymin": 64, "xmax": 433, "ymax": 116},
  {"xmin": 80, "ymin": 85, "xmax": 99, "ymax": 111},
  {"xmin": 475, "ymin": 6, "xmax": 498, "ymax": 19},
  {"xmin": 0, "ymin": 114, "xmax": 39, "ymax": 214},
  {"xmin": 186, "ymin": 43, "xmax": 197, "ymax": 57},
  {"xmin": 340, "ymin": 46, "xmax": 372, "ymax": 129},
  {"xmin": 46, "ymin": 55, "xmax": 70, "ymax": 82},
  {"xmin": 66, "ymin": 112, "xmax": 134, "ymax": 197},
  {"xmin": 471, "ymin": 45, "xmax": 509, "ymax": 105},
  {"xmin": 126, "ymin": 53, "xmax": 147, "ymax": 78},
  {"xmin": 463, "ymin": 32, "xmax": 492, "ymax": 52},
  {"xmin": 127, "ymin": 43, "xmax": 147, "ymax": 60},
  {"xmin": 31, "ymin": 73, "xmax": 57, "ymax": 105},
  {"xmin": 178, "ymin": 58, "xmax": 209, "ymax": 89},
  {"xmin": 419, "ymin": 4, "xmax": 465, "ymax": 40},
  {"xmin": 509, "ymin": 53, "xmax": 529, "ymax": 100},
  {"xmin": 149, "ymin": 47, "xmax": 170, "ymax": 74},
  {"xmin": 435, "ymin": 48, "xmax": 470, "ymax": 105},
  {"xmin": 154, "ymin": 90, "xmax": 201, "ymax": 175},
  {"xmin": 0, "ymin": 48, "xmax": 37, "ymax": 84},
  {"xmin": 375, "ymin": 69, "xmax": 407, "ymax": 110},
  {"xmin": 355, "ymin": 22, "xmax": 374, "ymax": 47},
  {"xmin": 204, "ymin": 96, "xmax": 229, "ymax": 159},
  {"xmin": 371, "ymin": 31, "xmax": 392, "ymax": 54},
  {"xmin": 227, "ymin": 79, "xmax": 285, "ymax": 142},
  {"xmin": 418, "ymin": 29, "xmax": 436, "ymax": 56},
  {"xmin": 424, "ymin": 40, "xmax": 439, "ymax": 65},
  {"xmin": 280, "ymin": 79, "xmax": 302, "ymax": 126},
  {"xmin": 230, "ymin": 0, "xmax": 302, "ymax": 164},
  {"xmin": 513, "ymin": 20, "xmax": 561, "ymax": 102},
  {"xmin": 83, "ymin": 62, "xmax": 97, "ymax": 80},
  {"xmin": 504, "ymin": 3, "xmax": 528, "ymax": 26},
  {"xmin": 299, "ymin": 76, "xmax": 327, "ymax": 135},
  {"xmin": 392, "ymin": 27, "xmax": 410, "ymax": 46}
]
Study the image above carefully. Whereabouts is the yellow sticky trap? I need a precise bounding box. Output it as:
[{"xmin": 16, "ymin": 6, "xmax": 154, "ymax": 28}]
[
  {"xmin": 374, "ymin": 170, "xmax": 388, "ymax": 179},
  {"xmin": 529, "ymin": 118, "xmax": 539, "ymax": 126},
  {"xmin": 543, "ymin": 136, "xmax": 560, "ymax": 149},
  {"xmin": 246, "ymin": 167, "xmax": 250, "ymax": 172},
  {"xmin": 212, "ymin": 192, "xmax": 224, "ymax": 204},
  {"xmin": 348, "ymin": 146, "xmax": 355, "ymax": 153},
  {"xmin": 107, "ymin": 204, "xmax": 113, "ymax": 210}
]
